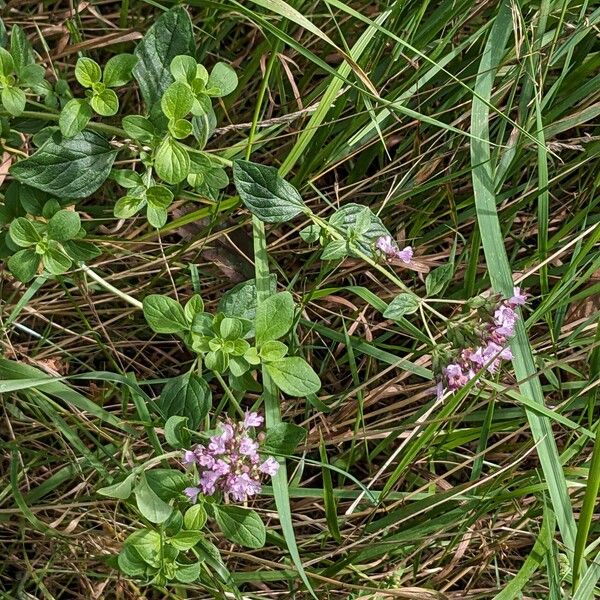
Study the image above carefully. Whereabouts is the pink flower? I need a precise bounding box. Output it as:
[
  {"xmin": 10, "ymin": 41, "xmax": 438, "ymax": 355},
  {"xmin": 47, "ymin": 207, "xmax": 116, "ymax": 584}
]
[
  {"xmin": 227, "ymin": 474, "xmax": 262, "ymax": 502},
  {"xmin": 182, "ymin": 451, "xmax": 196, "ymax": 466},
  {"xmin": 376, "ymin": 235, "xmax": 397, "ymax": 255},
  {"xmin": 396, "ymin": 246, "xmax": 413, "ymax": 263},
  {"xmin": 259, "ymin": 457, "xmax": 280, "ymax": 476},
  {"xmin": 239, "ymin": 436, "xmax": 259, "ymax": 457},
  {"xmin": 244, "ymin": 411, "xmax": 264, "ymax": 428},
  {"xmin": 510, "ymin": 287, "xmax": 527, "ymax": 306},
  {"xmin": 212, "ymin": 459, "xmax": 230, "ymax": 476},
  {"xmin": 199, "ymin": 470, "xmax": 220, "ymax": 495},
  {"xmin": 184, "ymin": 486, "xmax": 201, "ymax": 503},
  {"xmin": 494, "ymin": 305, "xmax": 517, "ymax": 337}
]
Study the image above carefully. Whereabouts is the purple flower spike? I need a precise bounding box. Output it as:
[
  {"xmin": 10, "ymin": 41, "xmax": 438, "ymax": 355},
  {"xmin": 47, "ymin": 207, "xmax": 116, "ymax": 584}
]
[
  {"xmin": 376, "ymin": 235, "xmax": 397, "ymax": 256},
  {"xmin": 181, "ymin": 412, "xmax": 280, "ymax": 504},
  {"xmin": 396, "ymin": 246, "xmax": 413, "ymax": 264},
  {"xmin": 510, "ymin": 286, "xmax": 527, "ymax": 306},
  {"xmin": 182, "ymin": 450, "xmax": 196, "ymax": 466}
]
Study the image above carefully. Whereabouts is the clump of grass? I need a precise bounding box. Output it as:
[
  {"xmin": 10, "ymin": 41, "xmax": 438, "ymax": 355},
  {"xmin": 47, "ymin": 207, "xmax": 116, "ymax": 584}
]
[{"xmin": 1, "ymin": 0, "xmax": 600, "ymax": 598}]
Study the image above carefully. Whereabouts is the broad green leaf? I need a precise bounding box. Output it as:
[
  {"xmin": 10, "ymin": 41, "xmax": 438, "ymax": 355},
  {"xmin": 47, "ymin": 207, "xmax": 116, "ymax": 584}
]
[
  {"xmin": 158, "ymin": 372, "xmax": 211, "ymax": 429},
  {"xmin": 233, "ymin": 159, "xmax": 308, "ymax": 223},
  {"xmin": 265, "ymin": 356, "xmax": 321, "ymax": 397},
  {"xmin": 8, "ymin": 248, "xmax": 39, "ymax": 282},
  {"xmin": 122, "ymin": 115, "xmax": 156, "ymax": 142},
  {"xmin": 133, "ymin": 7, "xmax": 195, "ymax": 108},
  {"xmin": 110, "ymin": 169, "xmax": 143, "ymax": 189},
  {"xmin": 134, "ymin": 474, "xmax": 172, "ymax": 523},
  {"xmin": 320, "ymin": 239, "xmax": 348, "ymax": 261},
  {"xmin": 169, "ymin": 530, "xmax": 202, "ymax": 551},
  {"xmin": 124, "ymin": 528, "xmax": 162, "ymax": 568},
  {"xmin": 170, "ymin": 55, "xmax": 196, "ymax": 83},
  {"xmin": 59, "ymin": 98, "xmax": 92, "ymax": 138},
  {"xmin": 114, "ymin": 195, "xmax": 146, "ymax": 219},
  {"xmin": 184, "ymin": 294, "xmax": 204, "ymax": 323},
  {"xmin": 97, "ymin": 473, "xmax": 135, "ymax": 499},
  {"xmin": 10, "ymin": 25, "xmax": 35, "ymax": 75},
  {"xmin": 206, "ymin": 62, "xmax": 238, "ymax": 96},
  {"xmin": 0, "ymin": 47, "xmax": 14, "ymax": 77},
  {"xmin": 103, "ymin": 53, "xmax": 137, "ymax": 87},
  {"xmin": 90, "ymin": 87, "xmax": 119, "ymax": 116},
  {"xmin": 214, "ymin": 505, "xmax": 266, "ymax": 549},
  {"xmin": 47, "ymin": 209, "xmax": 80, "ymax": 241},
  {"xmin": 175, "ymin": 561, "xmax": 201, "ymax": 583},
  {"xmin": 117, "ymin": 545, "xmax": 147, "ymax": 577},
  {"xmin": 146, "ymin": 185, "xmax": 173, "ymax": 209},
  {"xmin": 19, "ymin": 64, "xmax": 45, "ymax": 87},
  {"xmin": 145, "ymin": 469, "xmax": 188, "ymax": 501},
  {"xmin": 259, "ymin": 340, "xmax": 288, "ymax": 362},
  {"xmin": 168, "ymin": 118, "xmax": 193, "ymax": 139},
  {"xmin": 425, "ymin": 263, "xmax": 454, "ymax": 296},
  {"xmin": 9, "ymin": 217, "xmax": 42, "ymax": 247},
  {"xmin": 147, "ymin": 204, "xmax": 168, "ymax": 228},
  {"xmin": 75, "ymin": 57, "xmax": 101, "ymax": 87},
  {"xmin": 217, "ymin": 276, "xmax": 276, "ymax": 322},
  {"xmin": 255, "ymin": 291, "xmax": 295, "ymax": 345},
  {"xmin": 184, "ymin": 504, "xmax": 207, "ymax": 530},
  {"xmin": 154, "ymin": 137, "xmax": 190, "ymax": 184},
  {"xmin": 264, "ymin": 422, "xmax": 307, "ymax": 455},
  {"xmin": 42, "ymin": 240, "xmax": 72, "ymax": 274},
  {"xmin": 62, "ymin": 239, "xmax": 100, "ymax": 262},
  {"xmin": 143, "ymin": 294, "xmax": 188, "ymax": 334},
  {"xmin": 164, "ymin": 415, "xmax": 190, "ymax": 448},
  {"xmin": 10, "ymin": 130, "xmax": 118, "ymax": 199},
  {"xmin": 329, "ymin": 203, "xmax": 389, "ymax": 258},
  {"xmin": 2, "ymin": 86, "xmax": 26, "ymax": 116},
  {"xmin": 383, "ymin": 293, "xmax": 420, "ymax": 320},
  {"xmin": 219, "ymin": 316, "xmax": 243, "ymax": 340},
  {"xmin": 161, "ymin": 81, "xmax": 194, "ymax": 120}
]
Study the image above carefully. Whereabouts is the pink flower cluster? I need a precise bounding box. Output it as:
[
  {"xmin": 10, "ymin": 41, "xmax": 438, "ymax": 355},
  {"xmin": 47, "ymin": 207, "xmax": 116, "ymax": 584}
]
[
  {"xmin": 183, "ymin": 412, "xmax": 279, "ymax": 503},
  {"xmin": 376, "ymin": 235, "xmax": 413, "ymax": 263},
  {"xmin": 437, "ymin": 287, "xmax": 527, "ymax": 398}
]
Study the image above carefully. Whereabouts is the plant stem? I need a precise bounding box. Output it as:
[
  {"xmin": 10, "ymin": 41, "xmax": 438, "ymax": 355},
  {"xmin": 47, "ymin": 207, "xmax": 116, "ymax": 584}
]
[{"xmin": 79, "ymin": 263, "xmax": 143, "ymax": 309}]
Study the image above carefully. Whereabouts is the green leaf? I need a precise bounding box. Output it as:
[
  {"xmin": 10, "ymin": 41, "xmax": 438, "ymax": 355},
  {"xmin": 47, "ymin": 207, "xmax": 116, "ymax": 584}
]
[
  {"xmin": 264, "ymin": 422, "xmax": 307, "ymax": 455},
  {"xmin": 299, "ymin": 223, "xmax": 321, "ymax": 243},
  {"xmin": 168, "ymin": 118, "xmax": 193, "ymax": 139},
  {"xmin": 10, "ymin": 25, "xmax": 35, "ymax": 76},
  {"xmin": 233, "ymin": 159, "xmax": 308, "ymax": 223},
  {"xmin": 47, "ymin": 209, "xmax": 80, "ymax": 241},
  {"xmin": 147, "ymin": 205, "xmax": 167, "ymax": 228},
  {"xmin": 134, "ymin": 474, "xmax": 173, "ymax": 524},
  {"xmin": 146, "ymin": 185, "xmax": 174, "ymax": 210},
  {"xmin": 42, "ymin": 240, "xmax": 72, "ymax": 275},
  {"xmin": 90, "ymin": 87, "xmax": 119, "ymax": 116},
  {"xmin": 75, "ymin": 57, "xmax": 101, "ymax": 87},
  {"xmin": 143, "ymin": 294, "xmax": 188, "ymax": 334},
  {"xmin": 154, "ymin": 137, "xmax": 190, "ymax": 184},
  {"xmin": 10, "ymin": 130, "xmax": 118, "ymax": 199},
  {"xmin": 124, "ymin": 528, "xmax": 162, "ymax": 568},
  {"xmin": 2, "ymin": 86, "xmax": 26, "ymax": 116},
  {"xmin": 0, "ymin": 46, "xmax": 14, "ymax": 77},
  {"xmin": 184, "ymin": 294, "xmax": 204, "ymax": 323},
  {"xmin": 114, "ymin": 195, "xmax": 146, "ymax": 219},
  {"xmin": 219, "ymin": 316, "xmax": 243, "ymax": 341},
  {"xmin": 265, "ymin": 357, "xmax": 321, "ymax": 397},
  {"xmin": 164, "ymin": 415, "xmax": 190, "ymax": 448},
  {"xmin": 97, "ymin": 473, "xmax": 135, "ymax": 499},
  {"xmin": 161, "ymin": 81, "xmax": 194, "ymax": 120},
  {"xmin": 184, "ymin": 504, "xmax": 207, "ymax": 530},
  {"xmin": 122, "ymin": 115, "xmax": 156, "ymax": 142},
  {"xmin": 169, "ymin": 530, "xmax": 202, "ymax": 551},
  {"xmin": 259, "ymin": 340, "xmax": 288, "ymax": 362},
  {"xmin": 9, "ymin": 217, "xmax": 42, "ymax": 247},
  {"xmin": 133, "ymin": 7, "xmax": 195, "ymax": 108},
  {"xmin": 213, "ymin": 505, "xmax": 266, "ymax": 549},
  {"xmin": 8, "ymin": 248, "xmax": 39, "ymax": 282},
  {"xmin": 383, "ymin": 293, "xmax": 420, "ymax": 320},
  {"xmin": 425, "ymin": 264, "xmax": 454, "ymax": 297},
  {"xmin": 117, "ymin": 545, "xmax": 148, "ymax": 577},
  {"xmin": 217, "ymin": 276, "xmax": 276, "ymax": 322},
  {"xmin": 103, "ymin": 53, "xmax": 137, "ymax": 87},
  {"xmin": 206, "ymin": 62, "xmax": 238, "ymax": 97},
  {"xmin": 110, "ymin": 169, "xmax": 143, "ymax": 189},
  {"xmin": 175, "ymin": 561, "xmax": 201, "ymax": 583},
  {"xmin": 62, "ymin": 239, "xmax": 100, "ymax": 262},
  {"xmin": 320, "ymin": 239, "xmax": 348, "ymax": 261},
  {"xmin": 170, "ymin": 55, "xmax": 196, "ymax": 83},
  {"xmin": 145, "ymin": 469, "xmax": 188, "ymax": 501},
  {"xmin": 19, "ymin": 64, "xmax": 45, "ymax": 87},
  {"xmin": 59, "ymin": 99, "xmax": 92, "ymax": 138},
  {"xmin": 255, "ymin": 291, "xmax": 295, "ymax": 345},
  {"xmin": 158, "ymin": 372, "xmax": 211, "ymax": 429}
]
